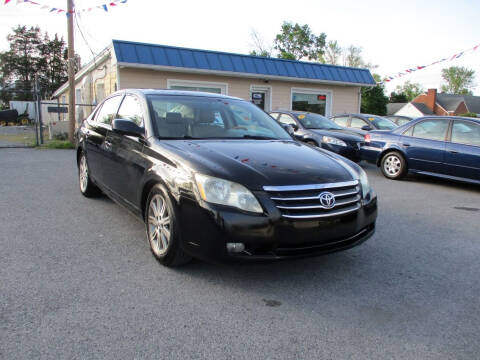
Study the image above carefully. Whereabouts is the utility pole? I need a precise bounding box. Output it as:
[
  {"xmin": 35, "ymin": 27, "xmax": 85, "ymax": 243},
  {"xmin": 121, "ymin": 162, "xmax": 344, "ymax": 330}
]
[{"xmin": 67, "ymin": 0, "xmax": 75, "ymax": 143}]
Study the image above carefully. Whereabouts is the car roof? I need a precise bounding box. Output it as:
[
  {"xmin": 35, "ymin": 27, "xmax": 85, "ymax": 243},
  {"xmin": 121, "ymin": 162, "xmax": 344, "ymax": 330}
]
[
  {"xmin": 418, "ymin": 116, "xmax": 480, "ymax": 123},
  {"xmin": 109, "ymin": 88, "xmax": 242, "ymax": 101}
]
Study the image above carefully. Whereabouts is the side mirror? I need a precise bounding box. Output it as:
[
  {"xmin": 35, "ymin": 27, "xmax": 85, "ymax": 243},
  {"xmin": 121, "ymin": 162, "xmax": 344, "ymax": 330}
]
[
  {"xmin": 281, "ymin": 123, "xmax": 295, "ymax": 136},
  {"xmin": 361, "ymin": 125, "xmax": 373, "ymax": 131},
  {"xmin": 112, "ymin": 119, "xmax": 144, "ymax": 138}
]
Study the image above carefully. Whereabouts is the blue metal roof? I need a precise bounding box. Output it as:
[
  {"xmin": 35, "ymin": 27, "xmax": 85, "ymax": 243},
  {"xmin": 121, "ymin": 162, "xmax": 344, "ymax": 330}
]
[{"xmin": 112, "ymin": 40, "xmax": 376, "ymax": 86}]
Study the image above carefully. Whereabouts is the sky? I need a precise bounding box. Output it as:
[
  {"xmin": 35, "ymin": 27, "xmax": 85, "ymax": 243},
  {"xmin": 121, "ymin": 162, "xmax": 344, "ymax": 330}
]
[{"xmin": 1, "ymin": 0, "xmax": 479, "ymax": 95}]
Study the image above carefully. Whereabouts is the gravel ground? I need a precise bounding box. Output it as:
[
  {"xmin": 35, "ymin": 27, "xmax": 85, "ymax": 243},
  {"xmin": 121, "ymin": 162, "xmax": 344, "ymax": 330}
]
[{"xmin": 1, "ymin": 148, "xmax": 479, "ymax": 359}]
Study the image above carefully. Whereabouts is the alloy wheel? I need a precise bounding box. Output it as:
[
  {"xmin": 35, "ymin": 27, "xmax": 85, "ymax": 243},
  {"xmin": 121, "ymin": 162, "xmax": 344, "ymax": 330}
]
[
  {"xmin": 383, "ymin": 154, "xmax": 402, "ymax": 176},
  {"xmin": 79, "ymin": 155, "xmax": 88, "ymax": 193},
  {"xmin": 148, "ymin": 194, "xmax": 171, "ymax": 256}
]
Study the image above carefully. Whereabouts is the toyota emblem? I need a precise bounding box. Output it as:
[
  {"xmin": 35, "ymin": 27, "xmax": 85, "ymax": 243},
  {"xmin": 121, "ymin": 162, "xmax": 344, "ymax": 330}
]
[{"xmin": 319, "ymin": 191, "xmax": 335, "ymax": 209}]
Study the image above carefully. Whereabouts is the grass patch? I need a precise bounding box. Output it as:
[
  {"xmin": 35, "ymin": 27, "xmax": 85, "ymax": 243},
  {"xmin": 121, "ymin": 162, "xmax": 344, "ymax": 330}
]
[
  {"xmin": 37, "ymin": 140, "xmax": 75, "ymax": 149},
  {"xmin": 0, "ymin": 134, "xmax": 36, "ymax": 146}
]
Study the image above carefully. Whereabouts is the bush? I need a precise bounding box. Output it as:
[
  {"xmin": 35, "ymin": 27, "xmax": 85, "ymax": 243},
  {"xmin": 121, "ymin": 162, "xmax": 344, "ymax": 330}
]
[
  {"xmin": 53, "ymin": 132, "xmax": 68, "ymax": 140},
  {"xmin": 458, "ymin": 112, "xmax": 477, "ymax": 118}
]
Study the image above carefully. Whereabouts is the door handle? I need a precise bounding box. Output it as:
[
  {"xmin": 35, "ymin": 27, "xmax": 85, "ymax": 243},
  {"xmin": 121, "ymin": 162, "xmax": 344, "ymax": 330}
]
[
  {"xmin": 402, "ymin": 143, "xmax": 411, "ymax": 147},
  {"xmin": 448, "ymin": 150, "xmax": 458, "ymax": 154}
]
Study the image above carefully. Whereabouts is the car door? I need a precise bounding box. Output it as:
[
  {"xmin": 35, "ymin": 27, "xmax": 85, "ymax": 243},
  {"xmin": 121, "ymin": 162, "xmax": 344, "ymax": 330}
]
[
  {"xmin": 444, "ymin": 119, "xmax": 480, "ymax": 180},
  {"xmin": 106, "ymin": 94, "xmax": 149, "ymax": 207},
  {"xmin": 400, "ymin": 118, "xmax": 450, "ymax": 174},
  {"xmin": 84, "ymin": 95, "xmax": 123, "ymax": 186}
]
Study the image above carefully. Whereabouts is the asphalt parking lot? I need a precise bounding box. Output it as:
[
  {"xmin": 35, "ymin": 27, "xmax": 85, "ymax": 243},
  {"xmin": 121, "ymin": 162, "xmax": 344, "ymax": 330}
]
[{"xmin": 1, "ymin": 148, "xmax": 479, "ymax": 359}]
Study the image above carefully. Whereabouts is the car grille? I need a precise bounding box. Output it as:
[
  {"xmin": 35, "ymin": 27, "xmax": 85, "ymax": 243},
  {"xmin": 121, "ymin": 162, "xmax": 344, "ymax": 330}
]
[{"xmin": 263, "ymin": 180, "xmax": 361, "ymax": 219}]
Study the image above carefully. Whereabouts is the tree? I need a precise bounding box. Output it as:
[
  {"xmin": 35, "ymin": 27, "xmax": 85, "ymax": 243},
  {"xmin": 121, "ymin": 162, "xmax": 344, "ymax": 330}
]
[
  {"xmin": 248, "ymin": 29, "xmax": 272, "ymax": 58},
  {"xmin": 441, "ymin": 66, "xmax": 475, "ymax": 95},
  {"xmin": 320, "ymin": 40, "xmax": 342, "ymax": 65},
  {"xmin": 361, "ymin": 74, "xmax": 388, "ymax": 115},
  {"xmin": 389, "ymin": 91, "xmax": 408, "ymax": 103},
  {"xmin": 37, "ymin": 33, "xmax": 68, "ymax": 98},
  {"xmin": 0, "ymin": 25, "xmax": 71, "ymax": 101},
  {"xmin": 0, "ymin": 25, "xmax": 42, "ymax": 101},
  {"xmin": 394, "ymin": 81, "xmax": 424, "ymax": 101},
  {"xmin": 273, "ymin": 22, "xmax": 326, "ymax": 61}
]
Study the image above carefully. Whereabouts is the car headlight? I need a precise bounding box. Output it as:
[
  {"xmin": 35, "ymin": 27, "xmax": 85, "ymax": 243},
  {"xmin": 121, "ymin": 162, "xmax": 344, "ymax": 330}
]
[
  {"xmin": 358, "ymin": 168, "xmax": 371, "ymax": 198},
  {"xmin": 194, "ymin": 174, "xmax": 263, "ymax": 213},
  {"xmin": 322, "ymin": 136, "xmax": 347, "ymax": 146}
]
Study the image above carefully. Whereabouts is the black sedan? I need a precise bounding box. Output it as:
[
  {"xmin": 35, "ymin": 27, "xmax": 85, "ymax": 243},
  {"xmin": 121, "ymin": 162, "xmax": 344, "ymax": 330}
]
[
  {"xmin": 269, "ymin": 111, "xmax": 365, "ymax": 161},
  {"xmin": 330, "ymin": 113, "xmax": 398, "ymax": 132},
  {"xmin": 76, "ymin": 89, "xmax": 377, "ymax": 266}
]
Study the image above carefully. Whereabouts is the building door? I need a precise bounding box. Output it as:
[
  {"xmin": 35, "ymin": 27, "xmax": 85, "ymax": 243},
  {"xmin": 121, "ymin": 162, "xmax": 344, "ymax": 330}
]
[
  {"xmin": 250, "ymin": 85, "xmax": 271, "ymax": 112},
  {"xmin": 251, "ymin": 92, "xmax": 265, "ymax": 110}
]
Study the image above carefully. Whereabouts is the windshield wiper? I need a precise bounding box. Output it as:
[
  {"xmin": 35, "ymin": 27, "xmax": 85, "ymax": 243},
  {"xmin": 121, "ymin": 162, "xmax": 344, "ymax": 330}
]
[{"xmin": 238, "ymin": 135, "xmax": 277, "ymax": 140}]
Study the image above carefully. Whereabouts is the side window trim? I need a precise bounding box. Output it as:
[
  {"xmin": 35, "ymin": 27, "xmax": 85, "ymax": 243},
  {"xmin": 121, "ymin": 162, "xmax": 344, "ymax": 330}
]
[
  {"xmin": 96, "ymin": 95, "xmax": 124, "ymax": 129},
  {"xmin": 117, "ymin": 94, "xmax": 145, "ymax": 128},
  {"xmin": 449, "ymin": 119, "xmax": 480, "ymax": 147},
  {"xmin": 410, "ymin": 119, "xmax": 451, "ymax": 142}
]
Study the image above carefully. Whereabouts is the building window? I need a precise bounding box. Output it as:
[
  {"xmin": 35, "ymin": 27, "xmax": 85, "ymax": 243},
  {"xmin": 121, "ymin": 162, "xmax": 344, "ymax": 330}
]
[
  {"xmin": 75, "ymin": 89, "xmax": 82, "ymax": 104},
  {"xmin": 167, "ymin": 79, "xmax": 227, "ymax": 95},
  {"xmin": 96, "ymin": 83, "xmax": 105, "ymax": 104},
  {"xmin": 291, "ymin": 89, "xmax": 331, "ymax": 116}
]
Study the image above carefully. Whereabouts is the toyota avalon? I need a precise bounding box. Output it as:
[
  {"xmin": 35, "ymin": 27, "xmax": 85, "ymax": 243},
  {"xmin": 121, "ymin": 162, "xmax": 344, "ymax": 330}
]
[{"xmin": 76, "ymin": 89, "xmax": 377, "ymax": 267}]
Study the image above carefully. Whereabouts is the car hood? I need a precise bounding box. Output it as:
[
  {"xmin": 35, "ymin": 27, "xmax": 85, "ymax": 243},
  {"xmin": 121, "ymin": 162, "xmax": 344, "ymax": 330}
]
[
  {"xmin": 161, "ymin": 140, "xmax": 356, "ymax": 190},
  {"xmin": 308, "ymin": 129, "xmax": 364, "ymax": 143}
]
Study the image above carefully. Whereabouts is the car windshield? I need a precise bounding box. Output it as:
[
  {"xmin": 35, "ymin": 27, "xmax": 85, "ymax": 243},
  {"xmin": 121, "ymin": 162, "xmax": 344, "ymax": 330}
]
[
  {"xmin": 296, "ymin": 113, "xmax": 343, "ymax": 130},
  {"xmin": 147, "ymin": 95, "xmax": 291, "ymax": 140},
  {"xmin": 367, "ymin": 116, "xmax": 397, "ymax": 130}
]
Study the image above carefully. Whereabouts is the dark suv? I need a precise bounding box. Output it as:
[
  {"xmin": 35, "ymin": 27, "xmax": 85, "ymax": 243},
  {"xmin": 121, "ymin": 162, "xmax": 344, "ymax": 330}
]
[
  {"xmin": 76, "ymin": 89, "xmax": 377, "ymax": 266},
  {"xmin": 270, "ymin": 111, "xmax": 364, "ymax": 161}
]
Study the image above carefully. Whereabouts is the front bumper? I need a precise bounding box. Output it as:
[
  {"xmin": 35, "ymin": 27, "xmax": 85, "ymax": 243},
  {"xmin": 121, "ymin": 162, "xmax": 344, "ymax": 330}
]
[
  {"xmin": 320, "ymin": 143, "xmax": 361, "ymax": 161},
  {"xmin": 178, "ymin": 191, "xmax": 377, "ymax": 263}
]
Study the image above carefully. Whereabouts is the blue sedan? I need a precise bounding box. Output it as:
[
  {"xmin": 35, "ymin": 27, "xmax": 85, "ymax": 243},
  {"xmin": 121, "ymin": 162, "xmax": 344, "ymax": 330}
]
[{"xmin": 361, "ymin": 116, "xmax": 480, "ymax": 184}]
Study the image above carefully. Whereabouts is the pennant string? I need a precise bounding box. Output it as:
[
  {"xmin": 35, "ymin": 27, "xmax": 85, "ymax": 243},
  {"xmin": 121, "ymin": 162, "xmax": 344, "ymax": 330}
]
[
  {"xmin": 380, "ymin": 42, "xmax": 480, "ymax": 84},
  {"xmin": 3, "ymin": 0, "xmax": 128, "ymax": 13}
]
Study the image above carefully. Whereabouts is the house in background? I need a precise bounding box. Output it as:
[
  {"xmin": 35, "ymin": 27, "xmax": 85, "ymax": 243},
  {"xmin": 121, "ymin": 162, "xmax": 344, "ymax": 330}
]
[
  {"xmin": 386, "ymin": 102, "xmax": 407, "ymax": 115},
  {"xmin": 395, "ymin": 89, "xmax": 480, "ymax": 117},
  {"xmin": 53, "ymin": 40, "xmax": 376, "ymax": 123}
]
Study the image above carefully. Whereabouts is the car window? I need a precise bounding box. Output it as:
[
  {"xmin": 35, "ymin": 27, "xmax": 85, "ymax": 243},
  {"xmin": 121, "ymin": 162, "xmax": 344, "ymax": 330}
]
[
  {"xmin": 298, "ymin": 113, "xmax": 342, "ymax": 130},
  {"xmin": 451, "ymin": 120, "xmax": 480, "ymax": 146},
  {"xmin": 269, "ymin": 112, "xmax": 279, "ymax": 120},
  {"xmin": 148, "ymin": 95, "xmax": 290, "ymax": 140},
  {"xmin": 397, "ymin": 118, "xmax": 411, "ymax": 126},
  {"xmin": 350, "ymin": 117, "xmax": 368, "ymax": 129},
  {"xmin": 412, "ymin": 119, "xmax": 450, "ymax": 141},
  {"xmin": 117, "ymin": 95, "xmax": 144, "ymax": 127},
  {"xmin": 332, "ymin": 116, "xmax": 349, "ymax": 127},
  {"xmin": 278, "ymin": 114, "xmax": 297, "ymax": 126},
  {"xmin": 368, "ymin": 116, "xmax": 397, "ymax": 130},
  {"xmin": 95, "ymin": 96, "xmax": 123, "ymax": 126}
]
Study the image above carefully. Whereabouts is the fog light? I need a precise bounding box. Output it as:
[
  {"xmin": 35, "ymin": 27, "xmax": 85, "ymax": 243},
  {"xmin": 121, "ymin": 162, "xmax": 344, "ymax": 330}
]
[{"xmin": 226, "ymin": 242, "xmax": 245, "ymax": 253}]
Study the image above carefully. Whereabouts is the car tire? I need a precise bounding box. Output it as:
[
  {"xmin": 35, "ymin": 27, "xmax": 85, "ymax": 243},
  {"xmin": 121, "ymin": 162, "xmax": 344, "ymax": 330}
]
[
  {"xmin": 145, "ymin": 184, "xmax": 191, "ymax": 267},
  {"xmin": 78, "ymin": 151, "xmax": 102, "ymax": 197},
  {"xmin": 381, "ymin": 151, "xmax": 407, "ymax": 180}
]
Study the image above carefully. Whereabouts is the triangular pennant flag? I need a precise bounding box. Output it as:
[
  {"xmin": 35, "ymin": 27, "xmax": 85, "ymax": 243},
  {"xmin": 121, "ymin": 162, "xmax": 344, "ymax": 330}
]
[
  {"xmin": 109, "ymin": 2, "xmax": 116, "ymax": 5},
  {"xmin": 40, "ymin": 4, "xmax": 48, "ymax": 9},
  {"xmin": 474, "ymin": 44, "xmax": 479, "ymax": 51},
  {"xmin": 50, "ymin": 7, "xmax": 57, "ymax": 11},
  {"xmin": 102, "ymin": 4, "xmax": 108, "ymax": 11},
  {"xmin": 4, "ymin": 0, "xmax": 11, "ymax": 4},
  {"xmin": 455, "ymin": 52, "xmax": 464, "ymax": 59},
  {"xmin": 16, "ymin": 0, "xmax": 22, "ymax": 4}
]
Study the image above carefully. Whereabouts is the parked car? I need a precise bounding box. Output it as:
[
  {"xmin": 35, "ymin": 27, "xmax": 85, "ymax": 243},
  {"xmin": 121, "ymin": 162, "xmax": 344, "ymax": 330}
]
[
  {"xmin": 76, "ymin": 89, "xmax": 377, "ymax": 266},
  {"xmin": 269, "ymin": 111, "xmax": 364, "ymax": 161},
  {"xmin": 330, "ymin": 113, "xmax": 398, "ymax": 132},
  {"xmin": 384, "ymin": 115, "xmax": 414, "ymax": 126},
  {"xmin": 361, "ymin": 116, "xmax": 480, "ymax": 183}
]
